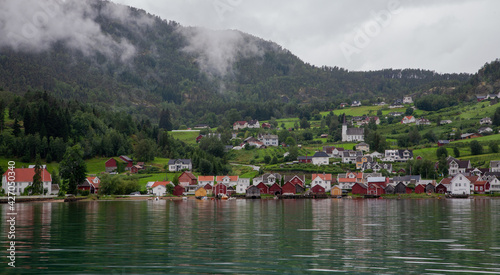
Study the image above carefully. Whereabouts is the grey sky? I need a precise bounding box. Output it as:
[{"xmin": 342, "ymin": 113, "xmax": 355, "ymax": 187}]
[{"xmin": 112, "ymin": 0, "xmax": 500, "ymax": 73}]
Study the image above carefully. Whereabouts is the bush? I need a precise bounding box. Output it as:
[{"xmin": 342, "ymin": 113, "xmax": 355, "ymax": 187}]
[{"xmin": 78, "ymin": 190, "xmax": 90, "ymax": 196}]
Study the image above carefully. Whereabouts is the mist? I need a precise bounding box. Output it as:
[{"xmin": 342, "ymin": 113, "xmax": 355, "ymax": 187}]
[
  {"xmin": 179, "ymin": 27, "xmax": 264, "ymax": 79},
  {"xmin": 0, "ymin": 0, "xmax": 152, "ymax": 62}
]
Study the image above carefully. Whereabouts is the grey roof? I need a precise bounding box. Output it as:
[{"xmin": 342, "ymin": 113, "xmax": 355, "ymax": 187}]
[
  {"xmin": 393, "ymin": 175, "xmax": 421, "ymax": 182},
  {"xmin": 168, "ymin": 159, "xmax": 192, "ymax": 165},
  {"xmin": 346, "ymin": 128, "xmax": 364, "ymax": 135},
  {"xmin": 491, "ymin": 161, "xmax": 500, "ymax": 168},
  {"xmin": 313, "ymin": 152, "xmax": 329, "ymax": 158},
  {"xmin": 120, "ymin": 155, "xmax": 133, "ymax": 162},
  {"xmin": 298, "ymin": 156, "xmax": 313, "ymax": 160}
]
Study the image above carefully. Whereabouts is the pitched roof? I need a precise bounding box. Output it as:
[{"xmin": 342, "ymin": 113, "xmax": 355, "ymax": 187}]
[
  {"xmin": 152, "ymin": 181, "xmax": 171, "ymax": 188},
  {"xmin": 179, "ymin": 171, "xmax": 197, "ymax": 180},
  {"xmin": 216, "ymin": 175, "xmax": 239, "ymax": 182},
  {"xmin": 168, "ymin": 159, "xmax": 192, "ymax": 165},
  {"xmin": 346, "ymin": 128, "xmax": 364, "ymax": 135},
  {"xmin": 198, "ymin": 176, "xmax": 214, "ymax": 182},
  {"xmin": 3, "ymin": 168, "xmax": 52, "ymax": 182},
  {"xmin": 312, "ymin": 173, "xmax": 332, "ymax": 181},
  {"xmin": 284, "ymin": 175, "xmax": 306, "ymax": 183},
  {"xmin": 312, "ymin": 152, "xmax": 329, "ymax": 158}
]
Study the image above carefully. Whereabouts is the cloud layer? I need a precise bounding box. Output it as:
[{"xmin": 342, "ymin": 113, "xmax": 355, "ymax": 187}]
[
  {"xmin": 0, "ymin": 0, "xmax": 142, "ymax": 61},
  {"xmin": 112, "ymin": 0, "xmax": 500, "ymax": 73}
]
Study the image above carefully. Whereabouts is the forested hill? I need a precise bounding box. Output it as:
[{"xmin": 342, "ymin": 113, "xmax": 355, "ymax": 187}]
[{"xmin": 0, "ymin": 1, "xmax": 473, "ymax": 126}]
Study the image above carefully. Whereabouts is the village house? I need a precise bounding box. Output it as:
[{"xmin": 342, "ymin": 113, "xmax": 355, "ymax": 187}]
[
  {"xmin": 480, "ymin": 117, "xmax": 492, "ymax": 125},
  {"xmin": 253, "ymin": 173, "xmax": 282, "ymax": 185},
  {"xmin": 461, "ymin": 133, "xmax": 482, "ymax": 140},
  {"xmin": 447, "ymin": 157, "xmax": 472, "ymax": 176},
  {"xmin": 368, "ymin": 151, "xmax": 384, "ymax": 159},
  {"xmin": 361, "ymin": 162, "xmax": 393, "ymax": 173},
  {"xmin": 312, "ymin": 151, "xmax": 330, "ymax": 165},
  {"xmin": 403, "ymin": 96, "xmax": 413, "ymax": 104},
  {"xmin": 337, "ymin": 172, "xmax": 363, "ymax": 190},
  {"xmin": 440, "ymin": 173, "xmax": 471, "ymax": 196},
  {"xmin": 78, "ymin": 177, "xmax": 101, "ymax": 194},
  {"xmin": 342, "ymin": 150, "xmax": 363, "ymax": 164},
  {"xmin": 356, "ymin": 117, "xmax": 380, "ymax": 126},
  {"xmin": 478, "ymin": 126, "xmax": 493, "ymax": 134},
  {"xmin": 178, "ymin": 172, "xmax": 197, "ymax": 188},
  {"xmin": 356, "ymin": 155, "xmax": 373, "ymax": 170},
  {"xmin": 440, "ymin": 120, "xmax": 453, "ymax": 125},
  {"xmin": 401, "ymin": 116, "xmax": 416, "ymax": 124},
  {"xmin": 351, "ymin": 182, "xmax": 368, "ymax": 195},
  {"xmin": 298, "ymin": 156, "xmax": 313, "ymax": 163},
  {"xmin": 2, "ymin": 168, "xmax": 53, "ymax": 196},
  {"xmin": 260, "ymin": 134, "xmax": 279, "ymax": 147},
  {"xmin": 491, "ymin": 161, "xmax": 500, "ymax": 172},
  {"xmin": 213, "ymin": 184, "xmax": 227, "ymax": 196},
  {"xmin": 488, "ymin": 177, "xmax": 500, "ymax": 193},
  {"xmin": 247, "ymin": 120, "xmax": 260, "ymax": 129},
  {"xmin": 355, "ymin": 142, "xmax": 370, "ymax": 152},
  {"xmin": 351, "ymin": 100, "xmax": 361, "ymax": 107},
  {"xmin": 416, "ymin": 118, "xmax": 431, "ymax": 125},
  {"xmin": 394, "ymin": 182, "xmax": 413, "ymax": 194},
  {"xmin": 392, "ymin": 175, "xmax": 421, "ymax": 186},
  {"xmin": 195, "ymin": 187, "xmax": 207, "ymax": 197},
  {"xmin": 105, "ymin": 157, "xmax": 129, "ymax": 173},
  {"xmin": 311, "ymin": 173, "xmax": 332, "ymax": 192},
  {"xmin": 233, "ymin": 121, "xmax": 248, "ymax": 130},
  {"xmin": 198, "ymin": 176, "xmax": 214, "ymax": 186},
  {"xmin": 236, "ymin": 178, "xmax": 251, "ymax": 194},
  {"xmin": 216, "ymin": 175, "xmax": 239, "ymax": 186},
  {"xmin": 151, "ymin": 181, "xmax": 171, "ymax": 196},
  {"xmin": 323, "ymin": 146, "xmax": 345, "ymax": 158},
  {"xmin": 284, "ymin": 175, "xmax": 306, "ymax": 187},
  {"xmin": 388, "ymin": 112, "xmax": 404, "ymax": 117},
  {"xmin": 383, "ymin": 149, "xmax": 413, "ymax": 162},
  {"xmin": 168, "ymin": 159, "xmax": 192, "ymax": 172}
]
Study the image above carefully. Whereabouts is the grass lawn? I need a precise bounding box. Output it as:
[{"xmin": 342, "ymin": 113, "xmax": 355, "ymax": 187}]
[
  {"xmin": 321, "ymin": 106, "xmax": 383, "ymax": 117},
  {"xmin": 170, "ymin": 130, "xmax": 200, "ymax": 145}
]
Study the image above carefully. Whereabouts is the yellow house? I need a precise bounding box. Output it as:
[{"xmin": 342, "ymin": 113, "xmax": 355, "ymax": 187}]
[
  {"xmin": 195, "ymin": 187, "xmax": 207, "ymax": 197},
  {"xmin": 331, "ymin": 185, "xmax": 342, "ymax": 197}
]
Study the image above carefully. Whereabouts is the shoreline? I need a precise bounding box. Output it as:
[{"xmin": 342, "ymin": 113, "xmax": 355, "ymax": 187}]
[{"xmin": 1, "ymin": 194, "xmax": 498, "ymax": 204}]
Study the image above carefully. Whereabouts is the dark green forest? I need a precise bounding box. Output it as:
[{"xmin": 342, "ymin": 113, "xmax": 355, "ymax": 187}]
[{"xmin": 0, "ymin": 1, "xmax": 476, "ymax": 129}]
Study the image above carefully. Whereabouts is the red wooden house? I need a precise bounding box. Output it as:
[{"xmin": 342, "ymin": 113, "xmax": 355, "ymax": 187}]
[
  {"xmin": 256, "ymin": 182, "xmax": 270, "ymax": 195},
  {"xmin": 474, "ymin": 181, "xmax": 488, "ymax": 194},
  {"xmin": 269, "ymin": 183, "xmax": 282, "ymax": 195},
  {"xmin": 352, "ymin": 183, "xmax": 367, "ymax": 195},
  {"xmin": 105, "ymin": 158, "xmax": 119, "ymax": 173},
  {"xmin": 436, "ymin": 184, "xmax": 447, "ymax": 194},
  {"xmin": 414, "ymin": 184, "xmax": 426, "ymax": 194},
  {"xmin": 282, "ymin": 182, "xmax": 296, "ymax": 194},
  {"xmin": 214, "ymin": 184, "xmax": 227, "ymax": 196},
  {"xmin": 285, "ymin": 175, "xmax": 305, "ymax": 187},
  {"xmin": 119, "ymin": 155, "xmax": 134, "ymax": 170},
  {"xmin": 178, "ymin": 171, "xmax": 198, "ymax": 187},
  {"xmin": 311, "ymin": 185, "xmax": 326, "ymax": 194},
  {"xmin": 173, "ymin": 185, "xmax": 185, "ymax": 196},
  {"xmin": 367, "ymin": 184, "xmax": 384, "ymax": 196}
]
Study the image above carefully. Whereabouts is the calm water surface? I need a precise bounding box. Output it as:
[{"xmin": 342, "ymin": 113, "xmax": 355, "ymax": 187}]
[{"xmin": 1, "ymin": 198, "xmax": 500, "ymax": 274}]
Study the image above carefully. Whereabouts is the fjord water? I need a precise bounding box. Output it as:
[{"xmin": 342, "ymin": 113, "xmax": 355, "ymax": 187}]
[{"xmin": 2, "ymin": 199, "xmax": 500, "ymax": 274}]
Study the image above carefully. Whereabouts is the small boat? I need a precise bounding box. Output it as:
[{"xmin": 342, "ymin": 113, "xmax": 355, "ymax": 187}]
[
  {"xmin": 220, "ymin": 195, "xmax": 228, "ymax": 200},
  {"xmin": 182, "ymin": 197, "xmax": 188, "ymax": 200},
  {"xmin": 154, "ymin": 197, "xmax": 159, "ymax": 201}
]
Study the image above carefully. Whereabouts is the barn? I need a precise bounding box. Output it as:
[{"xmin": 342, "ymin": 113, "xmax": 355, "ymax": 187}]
[
  {"xmin": 195, "ymin": 187, "xmax": 207, "ymax": 197},
  {"xmin": 436, "ymin": 184, "xmax": 447, "ymax": 194},
  {"xmin": 269, "ymin": 183, "xmax": 282, "ymax": 195},
  {"xmin": 282, "ymin": 182, "xmax": 296, "ymax": 194},
  {"xmin": 352, "ymin": 183, "xmax": 367, "ymax": 195},
  {"xmin": 246, "ymin": 185, "xmax": 261, "ymax": 199},
  {"xmin": 367, "ymin": 184, "xmax": 385, "ymax": 196},
  {"xmin": 256, "ymin": 182, "xmax": 269, "ymax": 195},
  {"xmin": 331, "ymin": 186, "xmax": 342, "ymax": 197},
  {"xmin": 414, "ymin": 184, "xmax": 426, "ymax": 194},
  {"xmin": 311, "ymin": 185, "xmax": 326, "ymax": 194}
]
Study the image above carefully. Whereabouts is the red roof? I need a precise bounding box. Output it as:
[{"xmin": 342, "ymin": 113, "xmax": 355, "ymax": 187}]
[
  {"xmin": 474, "ymin": 181, "xmax": 487, "ymax": 186},
  {"xmin": 233, "ymin": 121, "xmax": 247, "ymax": 126},
  {"xmin": 439, "ymin": 178, "xmax": 452, "ymax": 185},
  {"xmin": 198, "ymin": 176, "xmax": 214, "ymax": 182},
  {"xmin": 86, "ymin": 177, "xmax": 101, "ymax": 188},
  {"xmin": 216, "ymin": 175, "xmax": 239, "ymax": 182},
  {"xmin": 3, "ymin": 168, "xmax": 51, "ymax": 182},
  {"xmin": 338, "ymin": 178, "xmax": 358, "ymax": 183},
  {"xmin": 152, "ymin": 181, "xmax": 171, "ymax": 188},
  {"xmin": 312, "ymin": 173, "xmax": 332, "ymax": 181}
]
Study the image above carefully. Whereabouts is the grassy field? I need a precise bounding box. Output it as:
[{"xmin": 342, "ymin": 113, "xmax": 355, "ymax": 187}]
[{"xmin": 170, "ymin": 130, "xmax": 200, "ymax": 145}]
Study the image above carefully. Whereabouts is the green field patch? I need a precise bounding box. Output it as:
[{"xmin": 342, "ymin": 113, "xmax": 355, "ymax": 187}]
[{"xmin": 170, "ymin": 130, "xmax": 200, "ymax": 145}]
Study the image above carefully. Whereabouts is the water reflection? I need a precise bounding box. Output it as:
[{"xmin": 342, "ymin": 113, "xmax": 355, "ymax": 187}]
[{"xmin": 0, "ymin": 198, "xmax": 499, "ymax": 274}]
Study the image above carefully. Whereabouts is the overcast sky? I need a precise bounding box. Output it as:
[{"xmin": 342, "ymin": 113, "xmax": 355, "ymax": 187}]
[{"xmin": 111, "ymin": 0, "xmax": 499, "ymax": 74}]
